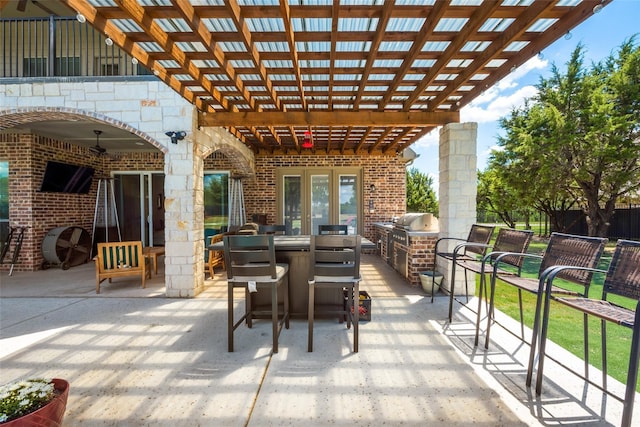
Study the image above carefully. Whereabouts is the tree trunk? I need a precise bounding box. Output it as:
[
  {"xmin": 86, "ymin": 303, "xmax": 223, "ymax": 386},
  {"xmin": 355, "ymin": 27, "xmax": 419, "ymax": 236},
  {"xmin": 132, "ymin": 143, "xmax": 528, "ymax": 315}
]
[{"xmin": 584, "ymin": 197, "xmax": 615, "ymax": 237}]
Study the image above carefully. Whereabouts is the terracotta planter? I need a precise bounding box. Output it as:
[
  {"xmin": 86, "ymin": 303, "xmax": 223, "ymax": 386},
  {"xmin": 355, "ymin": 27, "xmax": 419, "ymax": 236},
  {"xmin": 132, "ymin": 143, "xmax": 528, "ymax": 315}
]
[{"xmin": 3, "ymin": 379, "xmax": 69, "ymax": 427}]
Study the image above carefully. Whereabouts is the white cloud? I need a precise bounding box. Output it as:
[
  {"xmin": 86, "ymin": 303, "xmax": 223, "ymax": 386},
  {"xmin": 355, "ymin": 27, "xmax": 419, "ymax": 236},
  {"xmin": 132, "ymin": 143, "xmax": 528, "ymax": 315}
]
[
  {"xmin": 497, "ymin": 55, "xmax": 548, "ymax": 90},
  {"xmin": 460, "ymin": 55, "xmax": 547, "ymax": 124},
  {"xmin": 413, "ymin": 128, "xmax": 440, "ymax": 148},
  {"xmin": 461, "ymin": 81, "xmax": 538, "ymax": 123}
]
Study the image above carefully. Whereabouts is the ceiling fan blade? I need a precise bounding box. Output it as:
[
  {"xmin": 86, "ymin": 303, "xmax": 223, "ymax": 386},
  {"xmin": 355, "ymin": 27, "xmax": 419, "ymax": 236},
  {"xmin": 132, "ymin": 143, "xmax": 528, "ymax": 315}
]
[
  {"xmin": 31, "ymin": 1, "xmax": 57, "ymax": 15},
  {"xmin": 89, "ymin": 145, "xmax": 106, "ymax": 155},
  {"xmin": 17, "ymin": 0, "xmax": 27, "ymax": 11}
]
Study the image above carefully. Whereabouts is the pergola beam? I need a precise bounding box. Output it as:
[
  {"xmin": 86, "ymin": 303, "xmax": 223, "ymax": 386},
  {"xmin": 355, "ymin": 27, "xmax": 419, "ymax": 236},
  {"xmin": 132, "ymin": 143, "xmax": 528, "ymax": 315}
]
[{"xmin": 198, "ymin": 111, "xmax": 459, "ymax": 127}]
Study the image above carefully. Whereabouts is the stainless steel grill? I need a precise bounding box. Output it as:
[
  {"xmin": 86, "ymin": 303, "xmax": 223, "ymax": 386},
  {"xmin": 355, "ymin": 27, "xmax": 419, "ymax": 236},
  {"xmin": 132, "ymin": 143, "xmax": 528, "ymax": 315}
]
[
  {"xmin": 390, "ymin": 213, "xmax": 438, "ymax": 279},
  {"xmin": 391, "ymin": 227, "xmax": 409, "ymax": 246}
]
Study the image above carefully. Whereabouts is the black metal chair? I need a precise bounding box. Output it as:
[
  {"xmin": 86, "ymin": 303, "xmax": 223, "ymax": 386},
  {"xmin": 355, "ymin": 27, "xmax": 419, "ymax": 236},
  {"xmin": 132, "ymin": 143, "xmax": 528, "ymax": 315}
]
[
  {"xmin": 446, "ymin": 228, "xmax": 534, "ymax": 346},
  {"xmin": 531, "ymin": 239, "xmax": 640, "ymax": 427},
  {"xmin": 433, "ymin": 224, "xmax": 495, "ymax": 319},
  {"xmin": 486, "ymin": 233, "xmax": 606, "ymax": 372},
  {"xmin": 318, "ymin": 224, "xmax": 348, "ymax": 235},
  {"xmin": 308, "ymin": 234, "xmax": 362, "ymax": 352},
  {"xmin": 258, "ymin": 224, "xmax": 287, "ymax": 235},
  {"xmin": 223, "ymin": 234, "xmax": 290, "ymax": 353}
]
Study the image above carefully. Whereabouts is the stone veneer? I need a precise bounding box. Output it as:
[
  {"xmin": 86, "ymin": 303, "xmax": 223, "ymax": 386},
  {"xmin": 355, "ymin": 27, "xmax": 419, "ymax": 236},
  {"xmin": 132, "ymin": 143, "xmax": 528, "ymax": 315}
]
[
  {"xmin": 1, "ymin": 81, "xmax": 478, "ymax": 298},
  {"xmin": 437, "ymin": 123, "xmax": 478, "ymax": 295}
]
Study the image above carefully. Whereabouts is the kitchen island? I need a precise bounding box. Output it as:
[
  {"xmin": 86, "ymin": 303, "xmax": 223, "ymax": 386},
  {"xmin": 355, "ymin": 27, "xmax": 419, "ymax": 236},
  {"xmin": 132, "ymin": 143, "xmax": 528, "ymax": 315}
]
[{"xmin": 210, "ymin": 235, "xmax": 375, "ymax": 317}]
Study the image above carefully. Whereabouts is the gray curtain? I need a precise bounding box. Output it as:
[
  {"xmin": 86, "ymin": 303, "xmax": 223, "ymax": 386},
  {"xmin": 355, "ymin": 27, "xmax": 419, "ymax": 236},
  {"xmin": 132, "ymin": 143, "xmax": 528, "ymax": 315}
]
[{"xmin": 228, "ymin": 177, "xmax": 246, "ymax": 231}]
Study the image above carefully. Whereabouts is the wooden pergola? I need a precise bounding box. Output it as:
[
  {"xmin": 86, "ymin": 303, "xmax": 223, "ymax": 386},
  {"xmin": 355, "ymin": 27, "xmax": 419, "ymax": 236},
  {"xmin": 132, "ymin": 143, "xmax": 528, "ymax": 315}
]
[{"xmin": 55, "ymin": 0, "xmax": 608, "ymax": 155}]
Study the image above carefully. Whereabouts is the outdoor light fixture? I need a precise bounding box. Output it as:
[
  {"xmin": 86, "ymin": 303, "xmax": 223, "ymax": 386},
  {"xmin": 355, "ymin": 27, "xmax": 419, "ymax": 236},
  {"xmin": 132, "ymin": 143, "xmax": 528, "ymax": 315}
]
[
  {"xmin": 76, "ymin": 13, "xmax": 86, "ymax": 23},
  {"xmin": 166, "ymin": 131, "xmax": 186, "ymax": 144},
  {"xmin": 105, "ymin": 37, "xmax": 113, "ymax": 46},
  {"xmin": 370, "ymin": 184, "xmax": 376, "ymax": 193},
  {"xmin": 593, "ymin": 1, "xmax": 604, "ymax": 13},
  {"xmin": 301, "ymin": 130, "xmax": 313, "ymax": 149}
]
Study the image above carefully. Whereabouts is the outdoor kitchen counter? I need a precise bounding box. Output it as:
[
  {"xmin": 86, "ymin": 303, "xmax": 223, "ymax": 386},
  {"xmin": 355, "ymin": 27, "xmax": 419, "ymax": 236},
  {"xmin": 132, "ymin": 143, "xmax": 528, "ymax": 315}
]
[{"xmin": 209, "ymin": 235, "xmax": 375, "ymax": 317}]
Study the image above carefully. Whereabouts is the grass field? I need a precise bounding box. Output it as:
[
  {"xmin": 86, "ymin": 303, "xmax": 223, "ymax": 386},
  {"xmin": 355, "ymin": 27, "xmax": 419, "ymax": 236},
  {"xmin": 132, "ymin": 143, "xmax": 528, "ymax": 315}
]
[{"xmin": 479, "ymin": 235, "xmax": 638, "ymax": 392}]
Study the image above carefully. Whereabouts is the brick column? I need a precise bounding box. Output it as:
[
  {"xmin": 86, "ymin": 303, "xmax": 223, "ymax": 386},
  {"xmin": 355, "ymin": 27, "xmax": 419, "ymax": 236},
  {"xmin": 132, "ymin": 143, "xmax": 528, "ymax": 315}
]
[
  {"xmin": 164, "ymin": 137, "xmax": 205, "ymax": 297},
  {"xmin": 437, "ymin": 122, "xmax": 477, "ymax": 296}
]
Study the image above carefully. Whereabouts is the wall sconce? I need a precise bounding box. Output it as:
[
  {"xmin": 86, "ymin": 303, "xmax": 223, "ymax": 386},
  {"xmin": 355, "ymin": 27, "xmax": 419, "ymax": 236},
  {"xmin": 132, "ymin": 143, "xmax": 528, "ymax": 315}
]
[
  {"xmin": 165, "ymin": 131, "xmax": 186, "ymax": 144},
  {"xmin": 370, "ymin": 184, "xmax": 376, "ymax": 193},
  {"xmin": 301, "ymin": 130, "xmax": 313, "ymax": 149}
]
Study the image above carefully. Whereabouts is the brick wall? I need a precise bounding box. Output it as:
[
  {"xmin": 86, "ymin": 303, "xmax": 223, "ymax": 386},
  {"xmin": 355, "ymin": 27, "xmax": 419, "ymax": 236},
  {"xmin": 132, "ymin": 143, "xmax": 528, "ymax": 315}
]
[
  {"xmin": 2, "ymin": 135, "xmax": 408, "ymax": 271},
  {"xmin": 244, "ymin": 154, "xmax": 407, "ymax": 242},
  {"xmin": 0, "ymin": 133, "xmax": 163, "ymax": 272}
]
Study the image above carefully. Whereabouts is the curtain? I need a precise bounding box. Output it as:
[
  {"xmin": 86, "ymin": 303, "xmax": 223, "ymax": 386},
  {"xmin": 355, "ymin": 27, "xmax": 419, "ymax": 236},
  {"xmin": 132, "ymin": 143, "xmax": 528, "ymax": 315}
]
[{"xmin": 228, "ymin": 177, "xmax": 246, "ymax": 231}]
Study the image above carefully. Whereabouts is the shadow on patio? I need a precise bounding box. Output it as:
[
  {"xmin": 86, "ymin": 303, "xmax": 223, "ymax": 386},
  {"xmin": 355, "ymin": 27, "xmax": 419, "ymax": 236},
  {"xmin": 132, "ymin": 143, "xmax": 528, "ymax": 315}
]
[{"xmin": 0, "ymin": 254, "xmax": 635, "ymax": 426}]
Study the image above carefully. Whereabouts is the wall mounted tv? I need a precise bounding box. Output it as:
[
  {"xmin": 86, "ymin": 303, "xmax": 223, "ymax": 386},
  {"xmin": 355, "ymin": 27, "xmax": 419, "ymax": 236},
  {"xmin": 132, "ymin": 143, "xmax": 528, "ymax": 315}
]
[{"xmin": 40, "ymin": 161, "xmax": 95, "ymax": 194}]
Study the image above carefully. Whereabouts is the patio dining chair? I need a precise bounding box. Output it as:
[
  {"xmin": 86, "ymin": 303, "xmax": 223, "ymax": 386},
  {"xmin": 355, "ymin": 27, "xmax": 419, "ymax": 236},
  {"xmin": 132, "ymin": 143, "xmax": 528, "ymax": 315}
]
[
  {"xmin": 433, "ymin": 224, "xmax": 495, "ymax": 320},
  {"xmin": 485, "ymin": 233, "xmax": 606, "ymax": 373},
  {"xmin": 223, "ymin": 234, "xmax": 290, "ymax": 353},
  {"xmin": 444, "ymin": 228, "xmax": 534, "ymax": 347},
  {"xmin": 531, "ymin": 239, "xmax": 640, "ymax": 427},
  {"xmin": 207, "ymin": 233, "xmax": 225, "ymax": 278},
  {"xmin": 308, "ymin": 234, "xmax": 362, "ymax": 352}
]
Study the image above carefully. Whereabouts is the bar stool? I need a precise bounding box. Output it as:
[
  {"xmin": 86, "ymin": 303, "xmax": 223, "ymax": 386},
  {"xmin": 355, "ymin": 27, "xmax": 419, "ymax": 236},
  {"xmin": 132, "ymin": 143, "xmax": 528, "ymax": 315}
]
[
  {"xmin": 224, "ymin": 234, "xmax": 290, "ymax": 353},
  {"xmin": 308, "ymin": 234, "xmax": 361, "ymax": 352}
]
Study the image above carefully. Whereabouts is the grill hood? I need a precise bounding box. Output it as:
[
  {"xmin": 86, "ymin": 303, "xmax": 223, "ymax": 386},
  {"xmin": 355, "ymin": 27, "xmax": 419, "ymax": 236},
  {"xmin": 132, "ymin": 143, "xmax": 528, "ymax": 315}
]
[{"xmin": 395, "ymin": 213, "xmax": 439, "ymax": 231}]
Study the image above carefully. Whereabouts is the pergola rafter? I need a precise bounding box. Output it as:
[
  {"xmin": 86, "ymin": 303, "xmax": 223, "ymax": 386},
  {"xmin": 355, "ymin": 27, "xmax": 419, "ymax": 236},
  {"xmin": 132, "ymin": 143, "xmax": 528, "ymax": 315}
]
[{"xmin": 56, "ymin": 0, "xmax": 609, "ymax": 155}]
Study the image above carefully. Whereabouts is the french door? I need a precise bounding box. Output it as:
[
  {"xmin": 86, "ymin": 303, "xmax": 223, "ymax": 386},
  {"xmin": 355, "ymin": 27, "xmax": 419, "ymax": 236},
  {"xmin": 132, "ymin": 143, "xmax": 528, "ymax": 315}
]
[
  {"xmin": 113, "ymin": 172, "xmax": 164, "ymax": 246},
  {"xmin": 277, "ymin": 168, "xmax": 361, "ymax": 235}
]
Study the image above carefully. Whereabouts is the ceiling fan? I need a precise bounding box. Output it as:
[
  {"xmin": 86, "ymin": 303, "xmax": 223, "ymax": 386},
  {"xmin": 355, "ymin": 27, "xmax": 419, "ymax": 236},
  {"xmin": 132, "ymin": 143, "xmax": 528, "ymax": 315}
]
[
  {"xmin": 89, "ymin": 130, "xmax": 107, "ymax": 155},
  {"xmin": 17, "ymin": 0, "xmax": 57, "ymax": 15}
]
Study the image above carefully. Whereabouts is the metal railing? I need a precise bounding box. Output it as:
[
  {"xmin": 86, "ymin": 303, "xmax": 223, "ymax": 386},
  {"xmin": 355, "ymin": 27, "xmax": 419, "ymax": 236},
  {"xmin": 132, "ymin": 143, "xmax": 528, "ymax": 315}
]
[{"xmin": 1, "ymin": 16, "xmax": 152, "ymax": 78}]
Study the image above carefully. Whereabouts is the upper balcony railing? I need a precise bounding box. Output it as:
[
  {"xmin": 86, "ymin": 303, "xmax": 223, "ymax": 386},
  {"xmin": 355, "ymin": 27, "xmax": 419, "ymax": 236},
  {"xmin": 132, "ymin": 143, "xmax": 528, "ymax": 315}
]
[{"xmin": 1, "ymin": 16, "xmax": 152, "ymax": 79}]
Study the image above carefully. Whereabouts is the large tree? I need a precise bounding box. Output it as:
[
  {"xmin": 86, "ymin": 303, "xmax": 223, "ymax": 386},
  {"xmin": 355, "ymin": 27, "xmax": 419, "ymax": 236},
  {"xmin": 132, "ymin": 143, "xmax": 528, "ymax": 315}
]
[
  {"xmin": 493, "ymin": 39, "xmax": 640, "ymax": 237},
  {"xmin": 406, "ymin": 167, "xmax": 438, "ymax": 215}
]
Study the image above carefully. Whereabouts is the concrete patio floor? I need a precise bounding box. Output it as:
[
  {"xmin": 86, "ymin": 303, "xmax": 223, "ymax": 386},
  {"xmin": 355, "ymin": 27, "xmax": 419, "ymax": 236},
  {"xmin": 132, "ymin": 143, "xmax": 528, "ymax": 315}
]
[{"xmin": 1, "ymin": 254, "xmax": 637, "ymax": 426}]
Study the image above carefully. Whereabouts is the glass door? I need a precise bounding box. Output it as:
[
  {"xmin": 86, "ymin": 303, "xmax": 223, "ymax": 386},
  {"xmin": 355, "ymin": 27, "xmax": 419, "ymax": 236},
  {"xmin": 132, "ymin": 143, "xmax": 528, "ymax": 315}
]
[
  {"xmin": 310, "ymin": 173, "xmax": 330, "ymax": 235},
  {"xmin": 283, "ymin": 175, "xmax": 302, "ymax": 235},
  {"xmin": 339, "ymin": 174, "xmax": 358, "ymax": 234},
  {"xmin": 113, "ymin": 172, "xmax": 164, "ymax": 246},
  {"xmin": 277, "ymin": 168, "xmax": 362, "ymax": 235}
]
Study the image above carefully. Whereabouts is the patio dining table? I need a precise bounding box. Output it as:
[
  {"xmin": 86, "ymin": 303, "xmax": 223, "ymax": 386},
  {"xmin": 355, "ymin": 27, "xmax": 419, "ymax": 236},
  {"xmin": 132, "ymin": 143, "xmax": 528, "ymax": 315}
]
[{"xmin": 210, "ymin": 235, "xmax": 375, "ymax": 317}]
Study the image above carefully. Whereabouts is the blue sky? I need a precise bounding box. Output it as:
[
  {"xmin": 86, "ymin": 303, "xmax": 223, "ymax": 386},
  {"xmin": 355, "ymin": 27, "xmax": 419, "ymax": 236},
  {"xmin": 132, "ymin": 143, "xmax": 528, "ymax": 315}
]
[{"xmin": 411, "ymin": 0, "xmax": 640, "ymax": 191}]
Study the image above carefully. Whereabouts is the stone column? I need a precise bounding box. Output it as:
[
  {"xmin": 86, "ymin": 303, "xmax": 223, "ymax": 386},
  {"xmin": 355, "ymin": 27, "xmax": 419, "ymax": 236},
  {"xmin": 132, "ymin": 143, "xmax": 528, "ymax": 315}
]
[
  {"xmin": 437, "ymin": 122, "xmax": 478, "ymax": 296},
  {"xmin": 164, "ymin": 137, "xmax": 205, "ymax": 297}
]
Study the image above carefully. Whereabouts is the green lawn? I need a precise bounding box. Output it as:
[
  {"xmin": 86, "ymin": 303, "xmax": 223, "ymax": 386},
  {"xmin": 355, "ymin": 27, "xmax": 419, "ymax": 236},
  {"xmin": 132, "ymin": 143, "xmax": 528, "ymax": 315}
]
[{"xmin": 479, "ymin": 236, "xmax": 638, "ymax": 392}]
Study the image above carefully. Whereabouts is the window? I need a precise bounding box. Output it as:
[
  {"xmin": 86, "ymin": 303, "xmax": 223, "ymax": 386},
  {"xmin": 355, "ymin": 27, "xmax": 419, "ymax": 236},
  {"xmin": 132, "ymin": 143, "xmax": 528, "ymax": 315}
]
[
  {"xmin": 204, "ymin": 172, "xmax": 230, "ymax": 232},
  {"xmin": 22, "ymin": 58, "xmax": 47, "ymax": 77},
  {"xmin": 56, "ymin": 57, "xmax": 80, "ymax": 76}
]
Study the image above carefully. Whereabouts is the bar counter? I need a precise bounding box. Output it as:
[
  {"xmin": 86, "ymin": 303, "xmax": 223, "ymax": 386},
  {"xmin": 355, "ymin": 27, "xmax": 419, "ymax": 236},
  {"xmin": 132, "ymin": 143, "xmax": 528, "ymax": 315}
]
[{"xmin": 210, "ymin": 235, "xmax": 375, "ymax": 317}]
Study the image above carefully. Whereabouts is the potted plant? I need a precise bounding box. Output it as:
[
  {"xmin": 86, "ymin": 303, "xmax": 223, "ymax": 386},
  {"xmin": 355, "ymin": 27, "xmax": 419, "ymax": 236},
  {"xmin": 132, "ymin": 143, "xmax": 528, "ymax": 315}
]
[{"xmin": 0, "ymin": 378, "xmax": 69, "ymax": 426}]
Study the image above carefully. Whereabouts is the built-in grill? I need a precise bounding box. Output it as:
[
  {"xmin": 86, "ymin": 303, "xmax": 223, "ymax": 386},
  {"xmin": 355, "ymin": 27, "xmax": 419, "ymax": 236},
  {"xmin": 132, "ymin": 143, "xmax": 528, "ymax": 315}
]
[
  {"xmin": 392, "ymin": 213, "xmax": 437, "ymax": 244},
  {"xmin": 390, "ymin": 213, "xmax": 438, "ymax": 279}
]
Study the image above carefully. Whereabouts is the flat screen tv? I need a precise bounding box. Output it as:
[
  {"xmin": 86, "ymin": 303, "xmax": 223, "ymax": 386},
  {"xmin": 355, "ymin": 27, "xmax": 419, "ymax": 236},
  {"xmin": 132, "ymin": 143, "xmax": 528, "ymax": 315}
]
[{"xmin": 40, "ymin": 161, "xmax": 95, "ymax": 194}]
